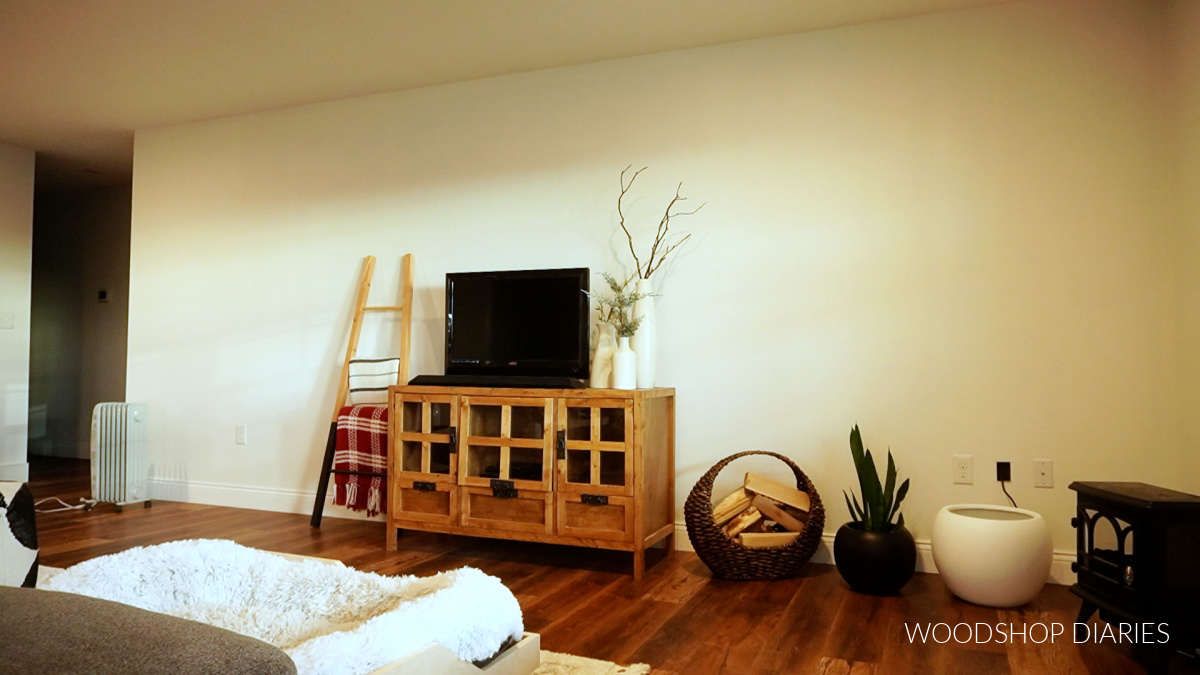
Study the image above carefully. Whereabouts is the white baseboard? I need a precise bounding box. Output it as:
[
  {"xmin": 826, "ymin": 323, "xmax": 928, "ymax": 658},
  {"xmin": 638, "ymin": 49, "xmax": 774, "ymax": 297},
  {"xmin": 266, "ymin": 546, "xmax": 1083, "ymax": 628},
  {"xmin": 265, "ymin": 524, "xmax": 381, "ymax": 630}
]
[
  {"xmin": 147, "ymin": 478, "xmax": 382, "ymax": 522},
  {"xmin": 0, "ymin": 462, "xmax": 29, "ymax": 482},
  {"xmin": 671, "ymin": 522, "xmax": 1076, "ymax": 585},
  {"xmin": 142, "ymin": 479, "xmax": 1075, "ymax": 585}
]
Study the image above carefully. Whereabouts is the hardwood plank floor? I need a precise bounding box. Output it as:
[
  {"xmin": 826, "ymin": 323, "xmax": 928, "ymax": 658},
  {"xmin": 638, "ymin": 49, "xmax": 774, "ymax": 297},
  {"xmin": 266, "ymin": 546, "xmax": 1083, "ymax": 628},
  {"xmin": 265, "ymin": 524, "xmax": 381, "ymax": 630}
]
[{"xmin": 26, "ymin": 457, "xmax": 1199, "ymax": 674}]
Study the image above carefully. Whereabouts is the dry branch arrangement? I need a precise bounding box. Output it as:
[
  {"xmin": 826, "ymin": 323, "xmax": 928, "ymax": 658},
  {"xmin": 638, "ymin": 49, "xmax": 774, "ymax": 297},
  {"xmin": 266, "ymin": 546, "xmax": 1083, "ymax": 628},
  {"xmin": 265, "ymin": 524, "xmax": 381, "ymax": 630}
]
[
  {"xmin": 618, "ymin": 165, "xmax": 705, "ymax": 280},
  {"xmin": 713, "ymin": 472, "xmax": 812, "ymax": 548}
]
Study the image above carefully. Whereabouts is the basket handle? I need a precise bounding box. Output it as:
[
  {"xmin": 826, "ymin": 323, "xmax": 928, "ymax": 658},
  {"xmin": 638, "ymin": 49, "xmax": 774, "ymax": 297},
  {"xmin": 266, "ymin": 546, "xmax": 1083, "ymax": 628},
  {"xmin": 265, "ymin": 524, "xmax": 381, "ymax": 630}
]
[{"xmin": 693, "ymin": 450, "xmax": 809, "ymax": 504}]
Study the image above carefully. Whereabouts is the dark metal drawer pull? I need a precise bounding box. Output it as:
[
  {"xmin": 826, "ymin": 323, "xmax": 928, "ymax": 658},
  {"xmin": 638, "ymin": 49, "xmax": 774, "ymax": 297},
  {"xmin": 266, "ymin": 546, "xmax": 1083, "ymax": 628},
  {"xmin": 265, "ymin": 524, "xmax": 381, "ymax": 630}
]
[
  {"xmin": 582, "ymin": 494, "xmax": 609, "ymax": 506},
  {"xmin": 413, "ymin": 481, "xmax": 436, "ymax": 492},
  {"xmin": 491, "ymin": 479, "xmax": 514, "ymax": 491},
  {"xmin": 492, "ymin": 488, "xmax": 519, "ymax": 499}
]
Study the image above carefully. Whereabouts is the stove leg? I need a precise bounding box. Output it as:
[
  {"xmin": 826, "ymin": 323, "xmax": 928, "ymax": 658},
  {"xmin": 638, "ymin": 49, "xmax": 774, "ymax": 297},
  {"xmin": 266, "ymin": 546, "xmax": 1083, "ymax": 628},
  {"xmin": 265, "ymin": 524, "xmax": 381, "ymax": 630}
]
[
  {"xmin": 1074, "ymin": 599, "xmax": 1097, "ymax": 642},
  {"xmin": 1144, "ymin": 642, "xmax": 1175, "ymax": 675}
]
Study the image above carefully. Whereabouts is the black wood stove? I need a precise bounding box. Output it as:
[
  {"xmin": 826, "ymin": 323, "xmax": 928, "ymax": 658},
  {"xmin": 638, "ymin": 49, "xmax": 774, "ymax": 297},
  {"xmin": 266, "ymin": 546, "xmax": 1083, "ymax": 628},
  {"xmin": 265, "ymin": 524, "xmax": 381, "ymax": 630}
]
[{"xmin": 1069, "ymin": 481, "xmax": 1200, "ymax": 673}]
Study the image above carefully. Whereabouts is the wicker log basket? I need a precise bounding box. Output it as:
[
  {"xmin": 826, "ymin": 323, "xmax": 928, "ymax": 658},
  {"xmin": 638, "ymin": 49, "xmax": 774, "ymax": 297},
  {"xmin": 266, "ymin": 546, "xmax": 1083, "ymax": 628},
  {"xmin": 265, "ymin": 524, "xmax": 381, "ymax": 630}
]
[{"xmin": 684, "ymin": 450, "xmax": 825, "ymax": 580}]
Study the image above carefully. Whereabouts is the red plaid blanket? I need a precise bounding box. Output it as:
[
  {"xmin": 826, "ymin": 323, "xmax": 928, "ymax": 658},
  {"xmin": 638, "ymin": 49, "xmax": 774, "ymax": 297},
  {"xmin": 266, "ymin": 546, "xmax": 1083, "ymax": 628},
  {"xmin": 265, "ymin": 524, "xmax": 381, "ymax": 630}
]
[{"xmin": 332, "ymin": 404, "xmax": 388, "ymax": 516}]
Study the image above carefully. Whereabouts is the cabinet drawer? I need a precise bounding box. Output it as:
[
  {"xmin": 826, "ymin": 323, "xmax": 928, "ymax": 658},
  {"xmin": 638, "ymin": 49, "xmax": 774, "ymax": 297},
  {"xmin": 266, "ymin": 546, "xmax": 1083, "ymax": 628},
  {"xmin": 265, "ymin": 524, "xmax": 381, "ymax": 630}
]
[
  {"xmin": 557, "ymin": 492, "xmax": 634, "ymax": 542},
  {"xmin": 461, "ymin": 486, "xmax": 553, "ymax": 535},
  {"xmin": 393, "ymin": 479, "xmax": 458, "ymax": 526}
]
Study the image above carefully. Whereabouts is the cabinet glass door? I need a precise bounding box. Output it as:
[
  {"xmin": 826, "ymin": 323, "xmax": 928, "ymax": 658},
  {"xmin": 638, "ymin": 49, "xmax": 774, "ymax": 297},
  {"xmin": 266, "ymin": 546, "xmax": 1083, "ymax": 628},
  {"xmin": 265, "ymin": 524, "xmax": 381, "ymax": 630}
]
[
  {"xmin": 393, "ymin": 393, "xmax": 457, "ymax": 484},
  {"xmin": 458, "ymin": 396, "xmax": 553, "ymax": 491},
  {"xmin": 556, "ymin": 399, "xmax": 633, "ymax": 496}
]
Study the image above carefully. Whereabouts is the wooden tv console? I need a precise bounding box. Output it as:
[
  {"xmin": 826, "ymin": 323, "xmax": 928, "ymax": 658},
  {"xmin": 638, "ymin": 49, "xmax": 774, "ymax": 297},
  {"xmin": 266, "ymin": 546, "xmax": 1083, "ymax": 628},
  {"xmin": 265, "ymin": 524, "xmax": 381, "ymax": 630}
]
[{"xmin": 386, "ymin": 385, "xmax": 675, "ymax": 578}]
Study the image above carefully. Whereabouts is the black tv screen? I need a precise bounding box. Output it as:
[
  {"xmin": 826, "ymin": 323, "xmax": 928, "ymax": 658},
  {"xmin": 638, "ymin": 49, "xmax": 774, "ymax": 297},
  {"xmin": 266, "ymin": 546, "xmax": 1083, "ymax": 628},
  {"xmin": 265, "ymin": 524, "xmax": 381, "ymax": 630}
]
[{"xmin": 445, "ymin": 268, "xmax": 590, "ymax": 380}]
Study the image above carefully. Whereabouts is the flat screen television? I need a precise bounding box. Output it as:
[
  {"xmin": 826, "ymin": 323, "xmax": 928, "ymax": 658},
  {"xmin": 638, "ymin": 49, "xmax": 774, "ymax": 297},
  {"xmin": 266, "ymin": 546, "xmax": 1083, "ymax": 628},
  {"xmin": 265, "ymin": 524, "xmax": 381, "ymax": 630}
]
[{"xmin": 443, "ymin": 268, "xmax": 590, "ymax": 382}]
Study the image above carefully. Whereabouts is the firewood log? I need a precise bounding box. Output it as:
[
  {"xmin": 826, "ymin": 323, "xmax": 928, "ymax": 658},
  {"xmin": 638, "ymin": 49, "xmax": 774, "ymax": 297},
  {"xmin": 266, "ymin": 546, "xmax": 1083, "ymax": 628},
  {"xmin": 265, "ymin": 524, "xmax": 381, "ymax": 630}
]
[
  {"xmin": 744, "ymin": 472, "xmax": 811, "ymax": 512},
  {"xmin": 738, "ymin": 531, "xmax": 800, "ymax": 548},
  {"xmin": 722, "ymin": 506, "xmax": 762, "ymax": 539},
  {"xmin": 712, "ymin": 487, "xmax": 753, "ymax": 526},
  {"xmin": 752, "ymin": 496, "xmax": 807, "ymax": 533}
]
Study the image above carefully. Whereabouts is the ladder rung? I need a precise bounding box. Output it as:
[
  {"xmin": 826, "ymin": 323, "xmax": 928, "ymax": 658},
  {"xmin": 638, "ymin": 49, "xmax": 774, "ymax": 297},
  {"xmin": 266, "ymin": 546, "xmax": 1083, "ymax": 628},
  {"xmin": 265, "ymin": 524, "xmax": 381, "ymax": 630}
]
[
  {"xmin": 348, "ymin": 386, "xmax": 391, "ymax": 393},
  {"xmin": 330, "ymin": 469, "xmax": 386, "ymax": 477},
  {"xmin": 364, "ymin": 305, "xmax": 405, "ymax": 311},
  {"xmin": 349, "ymin": 357, "xmax": 401, "ymax": 364}
]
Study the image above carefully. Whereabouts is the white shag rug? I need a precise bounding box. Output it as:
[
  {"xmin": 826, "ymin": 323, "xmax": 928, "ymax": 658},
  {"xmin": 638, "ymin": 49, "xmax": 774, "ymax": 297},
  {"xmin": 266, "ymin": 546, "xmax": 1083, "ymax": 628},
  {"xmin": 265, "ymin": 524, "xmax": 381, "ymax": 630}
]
[{"xmin": 42, "ymin": 539, "xmax": 523, "ymax": 675}]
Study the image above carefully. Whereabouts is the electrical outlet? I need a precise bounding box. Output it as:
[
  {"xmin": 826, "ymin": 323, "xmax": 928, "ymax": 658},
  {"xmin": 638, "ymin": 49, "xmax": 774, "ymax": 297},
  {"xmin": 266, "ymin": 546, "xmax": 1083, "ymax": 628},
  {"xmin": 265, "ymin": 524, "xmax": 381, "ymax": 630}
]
[
  {"xmin": 997, "ymin": 461, "xmax": 1011, "ymax": 482},
  {"xmin": 953, "ymin": 454, "xmax": 973, "ymax": 485},
  {"xmin": 235, "ymin": 424, "xmax": 248, "ymax": 445},
  {"xmin": 1034, "ymin": 459, "xmax": 1053, "ymax": 488}
]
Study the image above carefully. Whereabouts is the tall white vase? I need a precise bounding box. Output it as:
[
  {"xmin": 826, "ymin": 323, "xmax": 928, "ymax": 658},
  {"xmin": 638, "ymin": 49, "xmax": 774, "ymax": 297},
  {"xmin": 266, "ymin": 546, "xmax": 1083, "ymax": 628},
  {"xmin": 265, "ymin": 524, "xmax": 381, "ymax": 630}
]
[
  {"xmin": 631, "ymin": 277, "xmax": 656, "ymax": 388},
  {"xmin": 612, "ymin": 337, "xmax": 637, "ymax": 390}
]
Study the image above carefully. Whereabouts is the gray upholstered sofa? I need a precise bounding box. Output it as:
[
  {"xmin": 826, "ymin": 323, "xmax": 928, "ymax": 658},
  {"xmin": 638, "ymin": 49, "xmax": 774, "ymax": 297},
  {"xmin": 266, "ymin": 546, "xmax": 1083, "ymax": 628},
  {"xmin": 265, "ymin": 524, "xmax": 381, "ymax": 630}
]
[
  {"xmin": 0, "ymin": 480, "xmax": 295, "ymax": 674},
  {"xmin": 0, "ymin": 585, "xmax": 297, "ymax": 674}
]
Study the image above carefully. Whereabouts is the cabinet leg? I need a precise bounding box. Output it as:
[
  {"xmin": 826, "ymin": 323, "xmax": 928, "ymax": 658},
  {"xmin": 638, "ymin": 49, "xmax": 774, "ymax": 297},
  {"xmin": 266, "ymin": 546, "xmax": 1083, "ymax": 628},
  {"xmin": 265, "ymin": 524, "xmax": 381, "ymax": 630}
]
[
  {"xmin": 664, "ymin": 532, "xmax": 676, "ymax": 558},
  {"xmin": 633, "ymin": 550, "xmax": 645, "ymax": 580},
  {"xmin": 386, "ymin": 526, "xmax": 401, "ymax": 552}
]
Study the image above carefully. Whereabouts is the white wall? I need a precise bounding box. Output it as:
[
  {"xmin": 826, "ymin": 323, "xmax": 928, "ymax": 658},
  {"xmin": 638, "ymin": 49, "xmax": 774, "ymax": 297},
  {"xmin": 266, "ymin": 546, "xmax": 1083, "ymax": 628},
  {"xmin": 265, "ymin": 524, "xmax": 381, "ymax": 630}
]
[
  {"xmin": 29, "ymin": 187, "xmax": 132, "ymax": 459},
  {"xmin": 0, "ymin": 143, "xmax": 35, "ymax": 480},
  {"xmin": 128, "ymin": 0, "xmax": 1190, "ymax": 567},
  {"xmin": 1174, "ymin": 0, "xmax": 1200, "ymax": 488}
]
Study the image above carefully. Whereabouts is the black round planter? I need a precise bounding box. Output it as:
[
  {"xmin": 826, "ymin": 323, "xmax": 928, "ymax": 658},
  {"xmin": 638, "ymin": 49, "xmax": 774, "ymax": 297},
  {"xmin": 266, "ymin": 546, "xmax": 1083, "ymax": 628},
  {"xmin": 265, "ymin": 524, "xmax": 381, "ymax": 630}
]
[{"xmin": 833, "ymin": 522, "xmax": 917, "ymax": 595}]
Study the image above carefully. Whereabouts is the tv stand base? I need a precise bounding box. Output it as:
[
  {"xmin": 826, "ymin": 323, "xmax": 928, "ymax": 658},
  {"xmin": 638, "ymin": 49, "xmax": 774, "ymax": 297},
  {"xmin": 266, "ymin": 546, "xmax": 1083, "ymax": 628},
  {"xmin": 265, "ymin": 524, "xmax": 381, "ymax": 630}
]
[{"xmin": 407, "ymin": 374, "xmax": 588, "ymax": 389}]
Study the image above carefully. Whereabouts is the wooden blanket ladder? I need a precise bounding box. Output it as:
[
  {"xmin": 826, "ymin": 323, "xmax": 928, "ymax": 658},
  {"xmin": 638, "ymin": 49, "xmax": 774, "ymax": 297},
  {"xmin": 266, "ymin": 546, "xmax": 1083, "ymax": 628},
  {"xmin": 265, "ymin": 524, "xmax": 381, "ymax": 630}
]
[{"xmin": 311, "ymin": 254, "xmax": 413, "ymax": 527}]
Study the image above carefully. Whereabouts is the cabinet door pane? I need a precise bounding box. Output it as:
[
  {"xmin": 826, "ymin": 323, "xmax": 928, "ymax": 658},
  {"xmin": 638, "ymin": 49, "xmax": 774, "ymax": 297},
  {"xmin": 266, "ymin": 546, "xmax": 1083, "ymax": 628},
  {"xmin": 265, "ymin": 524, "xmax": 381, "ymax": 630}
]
[
  {"xmin": 566, "ymin": 449, "xmax": 591, "ymax": 484},
  {"xmin": 510, "ymin": 406, "xmax": 546, "ymax": 439},
  {"xmin": 430, "ymin": 403, "xmax": 452, "ymax": 432},
  {"xmin": 510, "ymin": 447, "xmax": 543, "ymax": 482},
  {"xmin": 600, "ymin": 451, "xmax": 625, "ymax": 487},
  {"xmin": 401, "ymin": 441, "xmax": 423, "ymax": 473},
  {"xmin": 401, "ymin": 402, "xmax": 421, "ymax": 433},
  {"xmin": 467, "ymin": 445, "xmax": 502, "ymax": 479},
  {"xmin": 430, "ymin": 443, "xmax": 453, "ymax": 475},
  {"xmin": 599, "ymin": 407, "xmax": 624, "ymax": 443},
  {"xmin": 566, "ymin": 407, "xmax": 590, "ymax": 441},
  {"xmin": 470, "ymin": 406, "xmax": 502, "ymax": 438}
]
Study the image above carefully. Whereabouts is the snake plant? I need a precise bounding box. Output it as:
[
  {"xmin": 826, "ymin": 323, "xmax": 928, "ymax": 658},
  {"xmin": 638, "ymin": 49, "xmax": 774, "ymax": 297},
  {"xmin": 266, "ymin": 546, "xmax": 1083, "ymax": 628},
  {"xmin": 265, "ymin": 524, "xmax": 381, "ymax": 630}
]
[{"xmin": 843, "ymin": 424, "xmax": 910, "ymax": 532}]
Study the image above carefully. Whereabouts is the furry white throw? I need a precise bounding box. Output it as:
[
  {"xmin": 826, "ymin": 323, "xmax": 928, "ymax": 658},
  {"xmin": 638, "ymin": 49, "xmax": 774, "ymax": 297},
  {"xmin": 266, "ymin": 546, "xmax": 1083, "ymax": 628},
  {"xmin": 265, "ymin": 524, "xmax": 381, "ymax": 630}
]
[{"xmin": 42, "ymin": 539, "xmax": 524, "ymax": 675}]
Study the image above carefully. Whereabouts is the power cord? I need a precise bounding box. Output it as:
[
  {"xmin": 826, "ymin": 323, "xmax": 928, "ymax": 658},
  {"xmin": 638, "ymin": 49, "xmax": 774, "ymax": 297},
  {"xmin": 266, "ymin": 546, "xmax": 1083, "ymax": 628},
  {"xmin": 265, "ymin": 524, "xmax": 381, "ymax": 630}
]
[
  {"xmin": 35, "ymin": 497, "xmax": 98, "ymax": 513},
  {"xmin": 1000, "ymin": 481, "xmax": 1018, "ymax": 508}
]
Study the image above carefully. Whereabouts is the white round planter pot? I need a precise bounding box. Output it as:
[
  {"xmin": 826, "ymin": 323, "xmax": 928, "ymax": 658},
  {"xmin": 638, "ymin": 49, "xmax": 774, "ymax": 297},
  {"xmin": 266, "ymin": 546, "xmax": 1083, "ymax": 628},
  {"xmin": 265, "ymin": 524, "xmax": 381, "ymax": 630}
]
[{"xmin": 931, "ymin": 504, "xmax": 1052, "ymax": 607}]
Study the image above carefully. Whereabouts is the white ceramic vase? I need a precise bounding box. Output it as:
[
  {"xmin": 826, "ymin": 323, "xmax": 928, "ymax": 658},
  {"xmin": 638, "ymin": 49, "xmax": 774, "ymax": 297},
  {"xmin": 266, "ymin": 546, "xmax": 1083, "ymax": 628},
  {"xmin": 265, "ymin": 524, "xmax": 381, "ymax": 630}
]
[
  {"xmin": 589, "ymin": 323, "xmax": 617, "ymax": 388},
  {"xmin": 931, "ymin": 504, "xmax": 1052, "ymax": 607},
  {"xmin": 630, "ymin": 277, "xmax": 656, "ymax": 388},
  {"xmin": 612, "ymin": 336, "xmax": 637, "ymax": 390}
]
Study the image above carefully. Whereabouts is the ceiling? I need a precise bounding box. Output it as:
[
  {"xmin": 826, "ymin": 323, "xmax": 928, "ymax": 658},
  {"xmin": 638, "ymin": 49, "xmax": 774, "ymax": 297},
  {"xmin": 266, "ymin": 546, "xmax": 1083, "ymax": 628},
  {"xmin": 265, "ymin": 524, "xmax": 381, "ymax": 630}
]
[{"xmin": 0, "ymin": 0, "xmax": 1013, "ymax": 192}]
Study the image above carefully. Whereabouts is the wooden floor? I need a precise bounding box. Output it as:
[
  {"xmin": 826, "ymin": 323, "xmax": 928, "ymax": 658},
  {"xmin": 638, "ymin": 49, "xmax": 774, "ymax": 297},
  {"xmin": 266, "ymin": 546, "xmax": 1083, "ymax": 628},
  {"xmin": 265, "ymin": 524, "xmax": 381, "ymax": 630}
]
[{"xmin": 26, "ymin": 456, "xmax": 1197, "ymax": 675}]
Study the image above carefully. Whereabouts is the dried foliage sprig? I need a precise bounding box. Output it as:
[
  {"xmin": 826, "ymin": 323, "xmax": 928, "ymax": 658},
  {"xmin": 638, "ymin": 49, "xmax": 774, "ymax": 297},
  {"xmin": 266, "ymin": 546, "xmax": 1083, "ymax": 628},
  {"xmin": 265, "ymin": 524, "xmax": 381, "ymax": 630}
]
[
  {"xmin": 591, "ymin": 272, "xmax": 656, "ymax": 338},
  {"xmin": 618, "ymin": 165, "xmax": 705, "ymax": 280}
]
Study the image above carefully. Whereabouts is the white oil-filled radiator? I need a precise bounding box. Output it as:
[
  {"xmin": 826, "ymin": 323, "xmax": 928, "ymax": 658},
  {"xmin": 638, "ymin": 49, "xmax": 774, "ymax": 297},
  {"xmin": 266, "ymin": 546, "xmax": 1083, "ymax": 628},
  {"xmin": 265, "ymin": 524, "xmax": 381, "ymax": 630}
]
[{"xmin": 90, "ymin": 403, "xmax": 151, "ymax": 512}]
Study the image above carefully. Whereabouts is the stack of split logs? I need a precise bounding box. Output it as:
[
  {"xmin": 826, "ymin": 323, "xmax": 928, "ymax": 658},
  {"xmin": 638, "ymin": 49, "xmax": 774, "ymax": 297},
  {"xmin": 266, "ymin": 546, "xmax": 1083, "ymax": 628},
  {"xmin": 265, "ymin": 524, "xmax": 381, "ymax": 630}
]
[{"xmin": 712, "ymin": 472, "xmax": 812, "ymax": 548}]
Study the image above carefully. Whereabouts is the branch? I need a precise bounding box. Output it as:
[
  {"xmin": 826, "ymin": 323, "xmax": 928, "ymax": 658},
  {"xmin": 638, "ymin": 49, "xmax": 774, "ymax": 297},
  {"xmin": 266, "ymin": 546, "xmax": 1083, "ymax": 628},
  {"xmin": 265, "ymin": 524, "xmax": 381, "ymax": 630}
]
[
  {"xmin": 645, "ymin": 183, "xmax": 683, "ymax": 272},
  {"xmin": 643, "ymin": 182, "xmax": 704, "ymax": 279},
  {"xmin": 645, "ymin": 233, "xmax": 692, "ymax": 278},
  {"xmin": 618, "ymin": 165, "xmax": 648, "ymax": 278}
]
